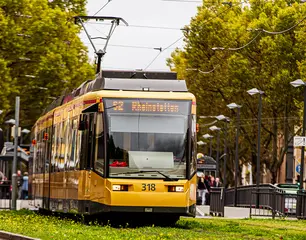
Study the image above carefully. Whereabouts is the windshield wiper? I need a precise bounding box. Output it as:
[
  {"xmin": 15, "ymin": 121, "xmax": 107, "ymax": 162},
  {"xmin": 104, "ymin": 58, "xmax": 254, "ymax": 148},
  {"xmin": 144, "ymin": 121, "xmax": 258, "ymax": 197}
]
[{"xmin": 111, "ymin": 170, "xmax": 177, "ymax": 181}]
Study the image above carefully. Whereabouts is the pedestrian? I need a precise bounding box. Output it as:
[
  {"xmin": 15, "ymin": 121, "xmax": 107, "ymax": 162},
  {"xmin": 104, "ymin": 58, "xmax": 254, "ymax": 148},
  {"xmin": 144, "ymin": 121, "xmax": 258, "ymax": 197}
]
[
  {"xmin": 21, "ymin": 172, "xmax": 28, "ymax": 200},
  {"xmin": 210, "ymin": 176, "xmax": 215, "ymax": 187},
  {"xmin": 204, "ymin": 176, "xmax": 211, "ymax": 205},
  {"xmin": 214, "ymin": 177, "xmax": 222, "ymax": 187},
  {"xmin": 17, "ymin": 170, "xmax": 23, "ymax": 199},
  {"xmin": 197, "ymin": 173, "xmax": 208, "ymax": 205}
]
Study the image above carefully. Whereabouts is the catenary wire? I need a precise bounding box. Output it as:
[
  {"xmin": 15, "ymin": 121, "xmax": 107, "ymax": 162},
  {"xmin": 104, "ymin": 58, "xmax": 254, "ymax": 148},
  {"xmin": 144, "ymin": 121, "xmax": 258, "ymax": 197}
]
[
  {"xmin": 83, "ymin": 42, "xmax": 176, "ymax": 50},
  {"xmin": 86, "ymin": 22, "xmax": 183, "ymax": 31},
  {"xmin": 260, "ymin": 15, "xmax": 306, "ymax": 35},
  {"xmin": 143, "ymin": 2, "xmax": 241, "ymax": 70},
  {"xmin": 93, "ymin": 0, "xmax": 112, "ymax": 16}
]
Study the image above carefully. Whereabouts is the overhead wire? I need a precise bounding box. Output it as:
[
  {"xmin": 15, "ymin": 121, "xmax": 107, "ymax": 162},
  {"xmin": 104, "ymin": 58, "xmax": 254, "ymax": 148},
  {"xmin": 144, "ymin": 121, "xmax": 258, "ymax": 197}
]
[
  {"xmin": 259, "ymin": 15, "xmax": 306, "ymax": 35},
  {"xmin": 143, "ymin": 1, "xmax": 241, "ymax": 70},
  {"xmin": 214, "ymin": 30, "xmax": 263, "ymax": 51},
  {"xmin": 200, "ymin": 116, "xmax": 300, "ymax": 128},
  {"xmin": 83, "ymin": 42, "xmax": 176, "ymax": 50},
  {"xmin": 87, "ymin": 22, "xmax": 183, "ymax": 31},
  {"xmin": 143, "ymin": 36, "xmax": 183, "ymax": 70},
  {"xmin": 213, "ymin": 14, "xmax": 306, "ymax": 51},
  {"xmin": 186, "ymin": 66, "xmax": 219, "ymax": 74},
  {"xmin": 93, "ymin": 0, "xmax": 112, "ymax": 16}
]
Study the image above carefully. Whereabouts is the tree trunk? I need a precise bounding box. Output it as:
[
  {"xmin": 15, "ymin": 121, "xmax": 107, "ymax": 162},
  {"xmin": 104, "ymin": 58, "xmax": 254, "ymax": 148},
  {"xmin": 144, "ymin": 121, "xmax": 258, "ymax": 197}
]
[{"xmin": 271, "ymin": 171, "xmax": 277, "ymax": 184}]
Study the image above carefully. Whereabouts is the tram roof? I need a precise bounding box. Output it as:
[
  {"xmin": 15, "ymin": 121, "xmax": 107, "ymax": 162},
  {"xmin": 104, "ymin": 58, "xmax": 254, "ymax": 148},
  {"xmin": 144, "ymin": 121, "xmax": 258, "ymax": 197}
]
[
  {"xmin": 83, "ymin": 77, "xmax": 188, "ymax": 93},
  {"xmin": 43, "ymin": 70, "xmax": 188, "ymax": 115}
]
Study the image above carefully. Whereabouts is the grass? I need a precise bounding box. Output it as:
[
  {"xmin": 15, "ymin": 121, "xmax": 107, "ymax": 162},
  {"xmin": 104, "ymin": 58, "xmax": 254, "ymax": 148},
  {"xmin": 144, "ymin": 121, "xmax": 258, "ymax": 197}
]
[{"xmin": 0, "ymin": 210, "xmax": 305, "ymax": 239}]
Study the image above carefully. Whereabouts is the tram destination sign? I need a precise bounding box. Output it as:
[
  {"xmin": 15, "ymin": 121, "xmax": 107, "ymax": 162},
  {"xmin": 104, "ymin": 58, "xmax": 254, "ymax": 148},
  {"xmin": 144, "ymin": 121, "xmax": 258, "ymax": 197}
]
[{"xmin": 105, "ymin": 99, "xmax": 190, "ymax": 114}]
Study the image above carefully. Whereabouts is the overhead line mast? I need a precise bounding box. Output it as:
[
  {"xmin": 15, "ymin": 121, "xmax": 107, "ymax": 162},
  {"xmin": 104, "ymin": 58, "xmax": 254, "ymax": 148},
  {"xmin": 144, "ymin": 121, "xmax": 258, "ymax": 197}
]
[{"xmin": 74, "ymin": 16, "xmax": 128, "ymax": 74}]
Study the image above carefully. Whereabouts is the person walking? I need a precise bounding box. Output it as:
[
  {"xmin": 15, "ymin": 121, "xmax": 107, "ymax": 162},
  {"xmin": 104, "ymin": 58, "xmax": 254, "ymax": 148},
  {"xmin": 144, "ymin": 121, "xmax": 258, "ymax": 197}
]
[
  {"xmin": 21, "ymin": 172, "xmax": 28, "ymax": 200},
  {"xmin": 214, "ymin": 177, "xmax": 222, "ymax": 187},
  {"xmin": 197, "ymin": 174, "xmax": 207, "ymax": 205},
  {"xmin": 17, "ymin": 170, "xmax": 23, "ymax": 199}
]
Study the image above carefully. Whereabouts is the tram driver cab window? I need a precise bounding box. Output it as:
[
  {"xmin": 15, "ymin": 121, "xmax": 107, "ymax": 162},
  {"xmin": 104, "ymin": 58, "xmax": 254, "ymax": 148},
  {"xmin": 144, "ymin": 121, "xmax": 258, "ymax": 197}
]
[{"xmin": 95, "ymin": 114, "xmax": 104, "ymax": 175}]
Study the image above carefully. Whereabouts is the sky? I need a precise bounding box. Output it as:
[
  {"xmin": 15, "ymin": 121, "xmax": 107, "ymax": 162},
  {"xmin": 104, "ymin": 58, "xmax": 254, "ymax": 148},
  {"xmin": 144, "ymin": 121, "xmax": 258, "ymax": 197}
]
[{"xmin": 81, "ymin": 0, "xmax": 201, "ymax": 71}]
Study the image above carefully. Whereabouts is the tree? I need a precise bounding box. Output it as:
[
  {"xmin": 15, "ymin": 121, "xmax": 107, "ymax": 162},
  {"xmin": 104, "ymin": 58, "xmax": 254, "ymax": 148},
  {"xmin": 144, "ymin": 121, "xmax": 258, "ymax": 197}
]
[
  {"xmin": 168, "ymin": 0, "xmax": 306, "ymax": 184},
  {"xmin": 48, "ymin": 0, "xmax": 87, "ymax": 15},
  {"xmin": 0, "ymin": 0, "xmax": 95, "ymax": 130}
]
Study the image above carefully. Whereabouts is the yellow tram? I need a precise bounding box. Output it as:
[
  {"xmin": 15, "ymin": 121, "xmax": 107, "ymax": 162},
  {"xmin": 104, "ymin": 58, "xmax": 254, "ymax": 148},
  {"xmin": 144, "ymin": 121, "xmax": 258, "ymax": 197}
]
[{"xmin": 29, "ymin": 71, "xmax": 197, "ymax": 224}]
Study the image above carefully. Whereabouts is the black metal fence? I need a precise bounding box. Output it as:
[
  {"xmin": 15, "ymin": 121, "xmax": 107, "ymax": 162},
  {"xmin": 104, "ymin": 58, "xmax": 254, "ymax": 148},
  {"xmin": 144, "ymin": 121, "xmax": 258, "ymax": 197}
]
[
  {"xmin": 249, "ymin": 187, "xmax": 285, "ymax": 219},
  {"xmin": 0, "ymin": 181, "xmax": 11, "ymax": 209},
  {"xmin": 209, "ymin": 184, "xmax": 306, "ymax": 219},
  {"xmin": 296, "ymin": 190, "xmax": 306, "ymax": 219},
  {"xmin": 209, "ymin": 187, "xmax": 224, "ymax": 216}
]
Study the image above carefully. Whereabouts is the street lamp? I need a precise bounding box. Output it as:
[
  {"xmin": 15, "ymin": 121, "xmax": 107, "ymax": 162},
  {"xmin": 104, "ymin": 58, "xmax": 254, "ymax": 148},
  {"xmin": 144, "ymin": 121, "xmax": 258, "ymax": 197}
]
[
  {"xmin": 5, "ymin": 119, "xmax": 15, "ymax": 142},
  {"xmin": 227, "ymin": 102, "xmax": 242, "ymax": 206},
  {"xmin": 197, "ymin": 141, "xmax": 207, "ymax": 156},
  {"xmin": 247, "ymin": 87, "xmax": 264, "ymax": 208},
  {"xmin": 209, "ymin": 125, "xmax": 221, "ymax": 177},
  {"xmin": 203, "ymin": 133, "xmax": 213, "ymax": 156},
  {"xmin": 197, "ymin": 140, "xmax": 206, "ymax": 146},
  {"xmin": 290, "ymin": 79, "xmax": 306, "ymax": 190},
  {"xmin": 21, "ymin": 128, "xmax": 30, "ymax": 144},
  {"xmin": 216, "ymin": 115, "xmax": 230, "ymax": 188}
]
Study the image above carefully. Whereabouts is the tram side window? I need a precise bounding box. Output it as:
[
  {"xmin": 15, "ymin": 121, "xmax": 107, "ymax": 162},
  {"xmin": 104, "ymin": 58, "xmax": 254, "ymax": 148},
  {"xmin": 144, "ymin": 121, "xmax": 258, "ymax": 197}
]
[
  {"xmin": 68, "ymin": 118, "xmax": 78, "ymax": 171},
  {"xmin": 95, "ymin": 113, "xmax": 104, "ymax": 175},
  {"xmin": 51, "ymin": 125, "xmax": 57, "ymax": 173},
  {"xmin": 189, "ymin": 114, "xmax": 197, "ymax": 177},
  {"xmin": 35, "ymin": 132, "xmax": 40, "ymax": 174},
  {"xmin": 75, "ymin": 128, "xmax": 82, "ymax": 170},
  {"xmin": 64, "ymin": 118, "xmax": 72, "ymax": 171},
  {"xmin": 39, "ymin": 130, "xmax": 45, "ymax": 173},
  {"xmin": 56, "ymin": 122, "xmax": 63, "ymax": 172},
  {"xmin": 45, "ymin": 127, "xmax": 52, "ymax": 173}
]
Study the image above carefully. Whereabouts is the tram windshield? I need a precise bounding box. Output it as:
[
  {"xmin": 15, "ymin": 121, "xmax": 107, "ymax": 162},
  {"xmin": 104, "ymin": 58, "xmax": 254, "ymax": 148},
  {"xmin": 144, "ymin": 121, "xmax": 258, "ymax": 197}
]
[{"xmin": 104, "ymin": 98, "xmax": 191, "ymax": 179}]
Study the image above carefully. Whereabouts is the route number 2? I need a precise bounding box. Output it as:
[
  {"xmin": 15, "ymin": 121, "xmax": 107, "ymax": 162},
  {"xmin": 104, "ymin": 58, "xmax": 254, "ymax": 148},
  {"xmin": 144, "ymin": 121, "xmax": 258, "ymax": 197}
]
[{"xmin": 142, "ymin": 183, "xmax": 156, "ymax": 191}]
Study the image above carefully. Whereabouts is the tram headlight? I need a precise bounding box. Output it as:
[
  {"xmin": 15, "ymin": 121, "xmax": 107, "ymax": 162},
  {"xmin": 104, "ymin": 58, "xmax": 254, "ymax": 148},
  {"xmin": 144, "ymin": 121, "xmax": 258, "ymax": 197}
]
[
  {"xmin": 175, "ymin": 186, "xmax": 184, "ymax": 192},
  {"xmin": 112, "ymin": 185, "xmax": 121, "ymax": 191},
  {"xmin": 112, "ymin": 185, "xmax": 128, "ymax": 191},
  {"xmin": 168, "ymin": 186, "xmax": 184, "ymax": 192}
]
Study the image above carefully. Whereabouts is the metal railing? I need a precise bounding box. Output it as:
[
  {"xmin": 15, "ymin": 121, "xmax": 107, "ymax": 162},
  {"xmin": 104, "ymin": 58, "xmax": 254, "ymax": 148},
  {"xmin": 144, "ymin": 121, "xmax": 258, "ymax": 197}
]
[
  {"xmin": 209, "ymin": 184, "xmax": 302, "ymax": 219},
  {"xmin": 296, "ymin": 190, "xmax": 306, "ymax": 219},
  {"xmin": 209, "ymin": 187, "xmax": 224, "ymax": 216},
  {"xmin": 249, "ymin": 187, "xmax": 285, "ymax": 219},
  {"xmin": 0, "ymin": 181, "xmax": 11, "ymax": 209}
]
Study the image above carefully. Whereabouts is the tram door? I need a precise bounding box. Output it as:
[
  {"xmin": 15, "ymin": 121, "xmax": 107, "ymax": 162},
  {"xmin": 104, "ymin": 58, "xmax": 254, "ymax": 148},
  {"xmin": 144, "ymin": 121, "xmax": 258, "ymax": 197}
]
[{"xmin": 80, "ymin": 113, "xmax": 95, "ymax": 170}]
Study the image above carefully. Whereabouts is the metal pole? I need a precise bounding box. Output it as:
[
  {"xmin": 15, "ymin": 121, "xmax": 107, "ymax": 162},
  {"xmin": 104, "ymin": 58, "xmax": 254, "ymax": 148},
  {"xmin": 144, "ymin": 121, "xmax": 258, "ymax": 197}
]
[
  {"xmin": 209, "ymin": 138, "xmax": 212, "ymax": 157},
  {"xmin": 96, "ymin": 51, "xmax": 104, "ymax": 74},
  {"xmin": 6, "ymin": 128, "xmax": 9, "ymax": 142},
  {"xmin": 216, "ymin": 131, "xmax": 220, "ymax": 178},
  {"xmin": 234, "ymin": 107, "xmax": 241, "ymax": 207},
  {"xmin": 223, "ymin": 121, "xmax": 228, "ymax": 188},
  {"xmin": 12, "ymin": 96, "xmax": 20, "ymax": 210},
  {"xmin": 300, "ymin": 87, "xmax": 306, "ymax": 190},
  {"xmin": 256, "ymin": 94, "xmax": 262, "ymax": 208}
]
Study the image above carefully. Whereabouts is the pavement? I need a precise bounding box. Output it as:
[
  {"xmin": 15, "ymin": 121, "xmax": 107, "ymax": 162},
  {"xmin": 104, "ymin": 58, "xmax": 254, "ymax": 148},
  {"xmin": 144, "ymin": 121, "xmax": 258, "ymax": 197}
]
[
  {"xmin": 196, "ymin": 205, "xmax": 252, "ymax": 219},
  {"xmin": 0, "ymin": 200, "xmax": 30, "ymax": 210}
]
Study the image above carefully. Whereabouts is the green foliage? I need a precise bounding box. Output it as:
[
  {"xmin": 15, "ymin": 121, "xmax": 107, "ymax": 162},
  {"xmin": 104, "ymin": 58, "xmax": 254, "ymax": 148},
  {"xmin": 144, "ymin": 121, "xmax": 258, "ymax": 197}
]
[
  {"xmin": 0, "ymin": 211, "xmax": 306, "ymax": 239},
  {"xmin": 168, "ymin": 0, "xmax": 306, "ymax": 184},
  {"xmin": 48, "ymin": 0, "xmax": 87, "ymax": 15},
  {"xmin": 0, "ymin": 0, "xmax": 95, "ymax": 130}
]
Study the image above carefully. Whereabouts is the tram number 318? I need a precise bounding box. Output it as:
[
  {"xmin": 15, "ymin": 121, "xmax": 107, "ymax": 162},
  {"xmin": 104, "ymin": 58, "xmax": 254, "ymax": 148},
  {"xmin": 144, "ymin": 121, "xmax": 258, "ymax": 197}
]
[{"xmin": 142, "ymin": 183, "xmax": 156, "ymax": 191}]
